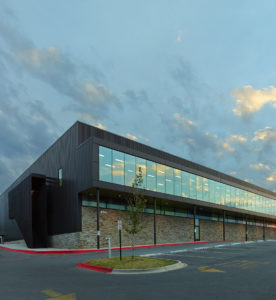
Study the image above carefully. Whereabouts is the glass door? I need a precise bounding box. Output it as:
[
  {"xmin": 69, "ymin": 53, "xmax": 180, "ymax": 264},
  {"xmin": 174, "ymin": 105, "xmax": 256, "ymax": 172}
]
[{"xmin": 194, "ymin": 218, "xmax": 200, "ymax": 241}]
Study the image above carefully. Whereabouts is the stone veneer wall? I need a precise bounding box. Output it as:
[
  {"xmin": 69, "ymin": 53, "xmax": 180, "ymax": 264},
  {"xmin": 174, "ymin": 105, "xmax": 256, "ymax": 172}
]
[
  {"xmin": 225, "ymin": 223, "xmax": 246, "ymax": 241},
  {"xmin": 200, "ymin": 220, "xmax": 223, "ymax": 241},
  {"xmin": 47, "ymin": 206, "xmax": 276, "ymax": 249},
  {"xmin": 48, "ymin": 207, "xmax": 194, "ymax": 249},
  {"xmin": 248, "ymin": 225, "xmax": 263, "ymax": 241},
  {"xmin": 156, "ymin": 215, "xmax": 194, "ymax": 244},
  {"xmin": 265, "ymin": 227, "xmax": 276, "ymax": 240}
]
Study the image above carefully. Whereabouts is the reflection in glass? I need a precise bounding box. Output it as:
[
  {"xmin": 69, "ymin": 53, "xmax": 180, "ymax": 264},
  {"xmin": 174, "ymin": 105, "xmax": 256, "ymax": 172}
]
[
  {"xmin": 225, "ymin": 185, "xmax": 231, "ymax": 206},
  {"xmin": 215, "ymin": 182, "xmax": 220, "ymax": 204},
  {"xmin": 99, "ymin": 146, "xmax": 112, "ymax": 182},
  {"xmin": 202, "ymin": 178, "xmax": 209, "ymax": 202},
  {"xmin": 189, "ymin": 174, "xmax": 197, "ymax": 200},
  {"xmin": 196, "ymin": 176, "xmax": 203, "ymax": 201},
  {"xmin": 165, "ymin": 166, "xmax": 173, "ymax": 195},
  {"xmin": 147, "ymin": 160, "xmax": 157, "ymax": 191},
  {"xmin": 209, "ymin": 180, "xmax": 215, "ymax": 203},
  {"xmin": 181, "ymin": 171, "xmax": 189, "ymax": 197},
  {"xmin": 98, "ymin": 146, "xmax": 276, "ymax": 216},
  {"xmin": 136, "ymin": 157, "xmax": 147, "ymax": 188},
  {"xmin": 125, "ymin": 154, "xmax": 135, "ymax": 186},
  {"xmin": 112, "ymin": 150, "xmax": 124, "ymax": 185},
  {"xmin": 157, "ymin": 164, "xmax": 165, "ymax": 193},
  {"xmin": 220, "ymin": 183, "xmax": 225, "ymax": 205},
  {"xmin": 174, "ymin": 169, "xmax": 181, "ymax": 196}
]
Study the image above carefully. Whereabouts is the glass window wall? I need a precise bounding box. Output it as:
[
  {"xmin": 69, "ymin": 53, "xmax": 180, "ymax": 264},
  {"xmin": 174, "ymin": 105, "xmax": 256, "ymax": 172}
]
[{"xmin": 99, "ymin": 146, "xmax": 276, "ymax": 216}]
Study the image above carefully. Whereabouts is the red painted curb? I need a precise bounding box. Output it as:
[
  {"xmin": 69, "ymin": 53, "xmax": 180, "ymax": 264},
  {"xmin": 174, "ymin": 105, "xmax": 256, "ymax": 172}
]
[
  {"xmin": 0, "ymin": 240, "xmax": 238, "ymax": 255},
  {"xmin": 76, "ymin": 262, "xmax": 113, "ymax": 273}
]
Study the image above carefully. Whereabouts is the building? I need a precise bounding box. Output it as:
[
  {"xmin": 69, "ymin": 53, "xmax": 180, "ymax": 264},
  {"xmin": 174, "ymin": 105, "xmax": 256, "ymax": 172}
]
[{"xmin": 1, "ymin": 121, "xmax": 276, "ymax": 249}]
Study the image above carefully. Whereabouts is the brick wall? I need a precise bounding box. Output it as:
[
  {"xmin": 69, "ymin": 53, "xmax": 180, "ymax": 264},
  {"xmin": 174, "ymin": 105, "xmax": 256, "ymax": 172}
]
[
  {"xmin": 48, "ymin": 206, "xmax": 276, "ymax": 249},
  {"xmin": 156, "ymin": 215, "xmax": 194, "ymax": 244},
  {"xmin": 225, "ymin": 223, "xmax": 246, "ymax": 241},
  {"xmin": 200, "ymin": 220, "xmax": 223, "ymax": 241},
  {"xmin": 265, "ymin": 227, "xmax": 276, "ymax": 240},
  {"xmin": 248, "ymin": 225, "xmax": 263, "ymax": 241}
]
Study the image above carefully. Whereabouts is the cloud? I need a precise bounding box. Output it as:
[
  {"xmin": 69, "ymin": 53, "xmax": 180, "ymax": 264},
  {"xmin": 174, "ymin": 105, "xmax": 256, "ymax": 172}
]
[
  {"xmin": 252, "ymin": 126, "xmax": 276, "ymax": 142},
  {"xmin": 173, "ymin": 113, "xmax": 194, "ymax": 130},
  {"xmin": 0, "ymin": 97, "xmax": 58, "ymax": 193},
  {"xmin": 125, "ymin": 133, "xmax": 138, "ymax": 141},
  {"xmin": 96, "ymin": 123, "xmax": 107, "ymax": 130},
  {"xmin": 227, "ymin": 135, "xmax": 247, "ymax": 143},
  {"xmin": 221, "ymin": 142, "xmax": 235, "ymax": 153},
  {"xmin": 266, "ymin": 172, "xmax": 276, "ymax": 182},
  {"xmin": 232, "ymin": 85, "xmax": 276, "ymax": 116},
  {"xmin": 0, "ymin": 20, "xmax": 118, "ymax": 121},
  {"xmin": 250, "ymin": 163, "xmax": 270, "ymax": 171}
]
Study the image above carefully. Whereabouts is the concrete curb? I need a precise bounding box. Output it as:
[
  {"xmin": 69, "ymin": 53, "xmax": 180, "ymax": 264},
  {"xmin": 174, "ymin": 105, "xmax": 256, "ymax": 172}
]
[
  {"xmin": 112, "ymin": 260, "xmax": 187, "ymax": 275},
  {"xmin": 76, "ymin": 262, "xmax": 113, "ymax": 273},
  {"xmin": 0, "ymin": 240, "xmax": 236, "ymax": 255},
  {"xmin": 76, "ymin": 260, "xmax": 187, "ymax": 274}
]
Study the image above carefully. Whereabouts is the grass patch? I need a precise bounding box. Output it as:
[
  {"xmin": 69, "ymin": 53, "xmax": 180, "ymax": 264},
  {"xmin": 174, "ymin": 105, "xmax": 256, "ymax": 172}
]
[{"xmin": 85, "ymin": 256, "xmax": 176, "ymax": 269}]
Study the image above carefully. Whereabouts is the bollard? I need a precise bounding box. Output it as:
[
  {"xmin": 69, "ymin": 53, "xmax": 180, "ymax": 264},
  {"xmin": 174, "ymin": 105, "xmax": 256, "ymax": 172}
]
[{"xmin": 106, "ymin": 237, "xmax": 111, "ymax": 258}]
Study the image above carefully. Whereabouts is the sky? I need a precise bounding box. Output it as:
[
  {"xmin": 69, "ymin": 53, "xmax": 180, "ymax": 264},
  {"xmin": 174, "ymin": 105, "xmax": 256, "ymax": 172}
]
[{"xmin": 1, "ymin": 0, "xmax": 276, "ymax": 194}]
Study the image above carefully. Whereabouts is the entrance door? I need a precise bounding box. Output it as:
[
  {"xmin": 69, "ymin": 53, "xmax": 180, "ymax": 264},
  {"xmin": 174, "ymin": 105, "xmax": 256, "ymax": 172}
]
[{"xmin": 194, "ymin": 218, "xmax": 200, "ymax": 241}]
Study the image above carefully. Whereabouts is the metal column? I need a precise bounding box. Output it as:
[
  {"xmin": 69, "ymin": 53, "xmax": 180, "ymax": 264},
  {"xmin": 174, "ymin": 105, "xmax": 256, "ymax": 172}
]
[
  {"xmin": 223, "ymin": 211, "xmax": 226, "ymax": 241},
  {"xmin": 154, "ymin": 199, "xmax": 156, "ymax": 245},
  {"xmin": 263, "ymin": 219, "xmax": 265, "ymax": 241},
  {"xmin": 96, "ymin": 188, "xmax": 100, "ymax": 249},
  {"xmin": 194, "ymin": 206, "xmax": 196, "ymax": 242},
  {"xmin": 245, "ymin": 217, "xmax": 248, "ymax": 241}
]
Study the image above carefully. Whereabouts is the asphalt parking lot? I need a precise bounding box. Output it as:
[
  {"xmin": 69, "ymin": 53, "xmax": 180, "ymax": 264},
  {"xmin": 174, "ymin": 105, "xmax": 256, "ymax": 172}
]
[{"xmin": 1, "ymin": 241, "xmax": 276, "ymax": 300}]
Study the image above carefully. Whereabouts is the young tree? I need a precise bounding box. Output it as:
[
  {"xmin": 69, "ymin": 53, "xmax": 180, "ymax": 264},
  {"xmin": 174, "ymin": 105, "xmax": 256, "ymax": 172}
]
[{"xmin": 123, "ymin": 167, "xmax": 147, "ymax": 259}]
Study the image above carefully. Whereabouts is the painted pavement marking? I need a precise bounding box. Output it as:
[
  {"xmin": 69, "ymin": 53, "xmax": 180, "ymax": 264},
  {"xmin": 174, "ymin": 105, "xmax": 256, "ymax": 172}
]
[
  {"xmin": 41, "ymin": 289, "xmax": 76, "ymax": 300},
  {"xmin": 198, "ymin": 260, "xmax": 270, "ymax": 273}
]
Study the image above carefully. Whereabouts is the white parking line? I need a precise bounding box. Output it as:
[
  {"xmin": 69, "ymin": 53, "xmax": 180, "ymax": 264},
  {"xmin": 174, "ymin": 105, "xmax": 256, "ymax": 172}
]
[
  {"xmin": 140, "ymin": 240, "xmax": 274, "ymax": 257},
  {"xmin": 170, "ymin": 249, "xmax": 188, "ymax": 253},
  {"xmin": 231, "ymin": 242, "xmax": 242, "ymax": 246}
]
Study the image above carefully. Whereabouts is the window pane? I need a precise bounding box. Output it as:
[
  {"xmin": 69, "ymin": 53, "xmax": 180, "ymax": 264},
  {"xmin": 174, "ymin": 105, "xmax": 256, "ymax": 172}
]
[
  {"xmin": 181, "ymin": 171, "xmax": 189, "ymax": 197},
  {"xmin": 112, "ymin": 150, "xmax": 124, "ymax": 185},
  {"xmin": 189, "ymin": 174, "xmax": 197, "ymax": 199},
  {"xmin": 99, "ymin": 146, "xmax": 112, "ymax": 182},
  {"xmin": 225, "ymin": 185, "xmax": 231, "ymax": 207},
  {"xmin": 174, "ymin": 169, "xmax": 181, "ymax": 196},
  {"xmin": 209, "ymin": 180, "xmax": 215, "ymax": 203},
  {"xmin": 220, "ymin": 183, "xmax": 225, "ymax": 205},
  {"xmin": 244, "ymin": 191, "xmax": 248, "ymax": 209},
  {"xmin": 157, "ymin": 164, "xmax": 165, "ymax": 193},
  {"xmin": 240, "ymin": 190, "xmax": 245, "ymax": 210},
  {"xmin": 165, "ymin": 166, "xmax": 173, "ymax": 195},
  {"xmin": 230, "ymin": 186, "xmax": 236, "ymax": 207},
  {"xmin": 215, "ymin": 181, "xmax": 220, "ymax": 204},
  {"xmin": 202, "ymin": 178, "xmax": 209, "ymax": 202},
  {"xmin": 147, "ymin": 160, "xmax": 157, "ymax": 191},
  {"xmin": 125, "ymin": 154, "xmax": 136, "ymax": 186},
  {"xmin": 136, "ymin": 157, "xmax": 147, "ymax": 188},
  {"xmin": 196, "ymin": 176, "xmax": 203, "ymax": 201},
  {"xmin": 235, "ymin": 188, "xmax": 240, "ymax": 208}
]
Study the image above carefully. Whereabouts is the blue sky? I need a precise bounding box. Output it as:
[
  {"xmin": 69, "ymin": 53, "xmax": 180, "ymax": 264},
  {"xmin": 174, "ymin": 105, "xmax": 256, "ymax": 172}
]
[{"xmin": 1, "ymin": 1, "xmax": 276, "ymax": 193}]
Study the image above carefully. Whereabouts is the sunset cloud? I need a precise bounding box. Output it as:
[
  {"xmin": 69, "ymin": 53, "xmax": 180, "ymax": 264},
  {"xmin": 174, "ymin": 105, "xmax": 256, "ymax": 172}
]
[
  {"xmin": 232, "ymin": 85, "xmax": 276, "ymax": 116},
  {"xmin": 173, "ymin": 113, "xmax": 194, "ymax": 130},
  {"xmin": 250, "ymin": 163, "xmax": 270, "ymax": 171},
  {"xmin": 267, "ymin": 172, "xmax": 276, "ymax": 182},
  {"xmin": 126, "ymin": 133, "xmax": 138, "ymax": 141},
  {"xmin": 252, "ymin": 127, "xmax": 276, "ymax": 142}
]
